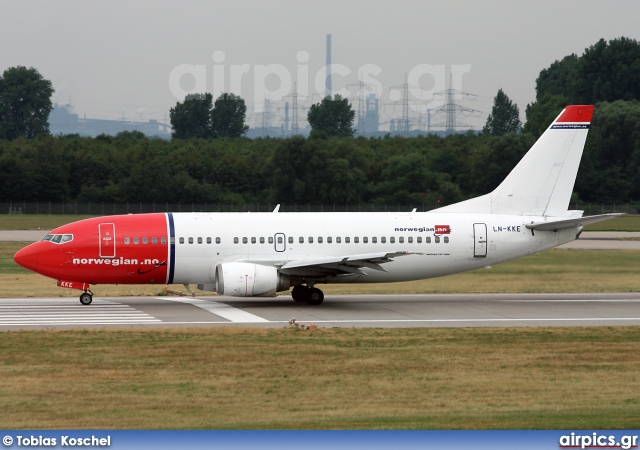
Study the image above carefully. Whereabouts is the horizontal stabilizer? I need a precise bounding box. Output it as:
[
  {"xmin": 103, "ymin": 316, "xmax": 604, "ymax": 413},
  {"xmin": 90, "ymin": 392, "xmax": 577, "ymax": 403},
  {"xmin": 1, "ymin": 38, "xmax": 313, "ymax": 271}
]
[{"xmin": 525, "ymin": 213, "xmax": 623, "ymax": 231}]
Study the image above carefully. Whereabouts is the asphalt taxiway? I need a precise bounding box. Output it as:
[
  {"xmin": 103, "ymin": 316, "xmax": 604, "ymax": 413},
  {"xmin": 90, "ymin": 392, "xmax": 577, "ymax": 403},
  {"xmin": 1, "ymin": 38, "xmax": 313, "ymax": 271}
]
[{"xmin": 1, "ymin": 293, "xmax": 640, "ymax": 330}]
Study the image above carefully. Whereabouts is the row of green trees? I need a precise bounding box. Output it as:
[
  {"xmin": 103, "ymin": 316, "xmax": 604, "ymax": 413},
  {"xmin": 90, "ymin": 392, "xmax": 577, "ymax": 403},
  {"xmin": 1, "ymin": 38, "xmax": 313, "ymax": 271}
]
[
  {"xmin": 1, "ymin": 37, "xmax": 639, "ymax": 206},
  {"xmin": 1, "ymin": 98, "xmax": 639, "ymax": 206}
]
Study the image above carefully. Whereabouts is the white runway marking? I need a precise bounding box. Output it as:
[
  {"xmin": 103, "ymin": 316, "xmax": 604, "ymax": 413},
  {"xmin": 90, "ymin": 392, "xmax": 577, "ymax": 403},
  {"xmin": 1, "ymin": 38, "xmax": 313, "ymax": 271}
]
[
  {"xmin": 0, "ymin": 298, "xmax": 161, "ymax": 326},
  {"xmin": 160, "ymin": 297, "xmax": 269, "ymax": 322}
]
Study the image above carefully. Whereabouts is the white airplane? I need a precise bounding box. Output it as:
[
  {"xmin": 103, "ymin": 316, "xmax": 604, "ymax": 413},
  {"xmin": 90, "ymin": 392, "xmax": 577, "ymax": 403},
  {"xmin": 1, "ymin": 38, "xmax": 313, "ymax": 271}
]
[{"xmin": 14, "ymin": 105, "xmax": 619, "ymax": 305}]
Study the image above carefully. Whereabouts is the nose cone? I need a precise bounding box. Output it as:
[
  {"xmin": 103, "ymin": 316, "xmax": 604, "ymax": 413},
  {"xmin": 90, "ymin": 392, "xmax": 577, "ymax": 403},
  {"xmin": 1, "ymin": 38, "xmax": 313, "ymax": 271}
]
[{"xmin": 14, "ymin": 242, "xmax": 43, "ymax": 274}]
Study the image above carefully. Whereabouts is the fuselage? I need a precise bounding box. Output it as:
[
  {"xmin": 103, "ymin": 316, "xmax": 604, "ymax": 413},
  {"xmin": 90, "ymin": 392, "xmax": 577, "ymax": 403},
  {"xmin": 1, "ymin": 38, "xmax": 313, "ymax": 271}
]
[{"xmin": 14, "ymin": 211, "xmax": 580, "ymax": 287}]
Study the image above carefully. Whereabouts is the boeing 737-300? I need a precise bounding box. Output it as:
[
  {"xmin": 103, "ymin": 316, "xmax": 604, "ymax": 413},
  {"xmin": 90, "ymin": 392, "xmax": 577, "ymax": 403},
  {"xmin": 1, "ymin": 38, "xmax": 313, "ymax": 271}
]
[{"xmin": 14, "ymin": 105, "xmax": 620, "ymax": 305}]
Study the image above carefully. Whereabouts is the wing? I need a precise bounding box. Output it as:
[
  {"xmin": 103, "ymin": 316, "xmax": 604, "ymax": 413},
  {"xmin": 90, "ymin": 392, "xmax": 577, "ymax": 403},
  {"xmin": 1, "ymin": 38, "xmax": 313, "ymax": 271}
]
[
  {"xmin": 525, "ymin": 213, "xmax": 623, "ymax": 231},
  {"xmin": 276, "ymin": 251, "xmax": 417, "ymax": 278}
]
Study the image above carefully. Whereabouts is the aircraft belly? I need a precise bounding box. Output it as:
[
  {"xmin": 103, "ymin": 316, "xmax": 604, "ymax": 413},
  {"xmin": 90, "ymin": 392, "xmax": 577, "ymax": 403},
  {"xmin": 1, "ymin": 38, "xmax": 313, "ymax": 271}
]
[{"xmin": 171, "ymin": 256, "xmax": 218, "ymax": 284}]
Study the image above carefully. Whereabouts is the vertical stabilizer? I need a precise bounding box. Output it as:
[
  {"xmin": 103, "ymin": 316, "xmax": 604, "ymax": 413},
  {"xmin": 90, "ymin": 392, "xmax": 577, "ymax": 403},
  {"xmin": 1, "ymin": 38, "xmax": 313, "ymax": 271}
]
[{"xmin": 436, "ymin": 105, "xmax": 594, "ymax": 216}]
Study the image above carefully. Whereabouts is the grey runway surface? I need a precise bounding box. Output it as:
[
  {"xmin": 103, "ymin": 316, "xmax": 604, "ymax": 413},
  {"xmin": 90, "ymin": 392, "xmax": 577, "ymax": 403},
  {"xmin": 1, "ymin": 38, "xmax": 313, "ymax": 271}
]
[{"xmin": 1, "ymin": 293, "xmax": 640, "ymax": 330}]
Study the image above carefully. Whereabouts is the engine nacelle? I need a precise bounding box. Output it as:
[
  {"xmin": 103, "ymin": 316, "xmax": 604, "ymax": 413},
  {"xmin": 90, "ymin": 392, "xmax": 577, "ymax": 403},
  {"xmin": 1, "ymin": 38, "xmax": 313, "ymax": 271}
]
[{"xmin": 215, "ymin": 262, "xmax": 290, "ymax": 297}]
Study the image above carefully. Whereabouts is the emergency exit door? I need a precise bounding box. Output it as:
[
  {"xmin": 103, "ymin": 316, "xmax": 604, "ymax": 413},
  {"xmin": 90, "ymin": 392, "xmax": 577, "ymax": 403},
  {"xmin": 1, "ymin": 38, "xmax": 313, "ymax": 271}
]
[
  {"xmin": 473, "ymin": 223, "xmax": 487, "ymax": 258},
  {"xmin": 99, "ymin": 223, "xmax": 116, "ymax": 258}
]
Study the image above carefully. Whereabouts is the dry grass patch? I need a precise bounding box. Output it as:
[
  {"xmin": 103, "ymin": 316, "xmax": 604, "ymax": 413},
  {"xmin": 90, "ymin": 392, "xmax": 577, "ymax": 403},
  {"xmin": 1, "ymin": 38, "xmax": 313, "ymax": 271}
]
[{"xmin": 0, "ymin": 327, "xmax": 639, "ymax": 429}]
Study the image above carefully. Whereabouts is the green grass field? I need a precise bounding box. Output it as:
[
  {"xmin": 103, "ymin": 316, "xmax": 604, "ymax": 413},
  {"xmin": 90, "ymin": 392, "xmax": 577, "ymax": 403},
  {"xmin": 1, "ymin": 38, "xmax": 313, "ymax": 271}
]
[
  {"xmin": 1, "ymin": 214, "xmax": 640, "ymax": 231},
  {"xmin": 0, "ymin": 326, "xmax": 639, "ymax": 429}
]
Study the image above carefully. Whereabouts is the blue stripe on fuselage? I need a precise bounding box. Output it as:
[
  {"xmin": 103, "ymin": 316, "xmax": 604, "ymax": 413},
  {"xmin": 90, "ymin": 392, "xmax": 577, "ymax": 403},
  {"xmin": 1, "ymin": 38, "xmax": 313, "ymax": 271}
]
[{"xmin": 167, "ymin": 213, "xmax": 176, "ymax": 284}]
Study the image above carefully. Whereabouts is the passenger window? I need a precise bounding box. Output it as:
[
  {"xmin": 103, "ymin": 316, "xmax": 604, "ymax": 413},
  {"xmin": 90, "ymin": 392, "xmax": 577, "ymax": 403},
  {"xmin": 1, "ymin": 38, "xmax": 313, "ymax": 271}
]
[
  {"xmin": 216, "ymin": 237, "xmax": 221, "ymax": 244},
  {"xmin": 354, "ymin": 237, "xmax": 359, "ymax": 244},
  {"xmin": 188, "ymin": 237, "xmax": 194, "ymax": 244},
  {"xmin": 327, "ymin": 237, "xmax": 332, "ymax": 243},
  {"xmin": 288, "ymin": 237, "xmax": 293, "ymax": 244},
  {"xmin": 435, "ymin": 236, "xmax": 440, "ymax": 243},
  {"xmin": 336, "ymin": 237, "xmax": 341, "ymax": 244},
  {"xmin": 277, "ymin": 236, "xmax": 283, "ymax": 244},
  {"xmin": 124, "ymin": 237, "xmax": 130, "ymax": 244},
  {"xmin": 134, "ymin": 237, "xmax": 140, "ymax": 244},
  {"xmin": 318, "ymin": 237, "xmax": 323, "ymax": 244},
  {"xmin": 444, "ymin": 236, "xmax": 449, "ymax": 243},
  {"xmin": 251, "ymin": 237, "xmax": 257, "ymax": 244},
  {"xmin": 372, "ymin": 237, "xmax": 377, "ymax": 244},
  {"xmin": 234, "ymin": 237, "xmax": 239, "ymax": 244},
  {"xmin": 170, "ymin": 237, "xmax": 175, "ymax": 244},
  {"xmin": 417, "ymin": 237, "xmax": 422, "ymax": 244},
  {"xmin": 345, "ymin": 237, "xmax": 350, "ymax": 243},
  {"xmin": 399, "ymin": 237, "xmax": 404, "ymax": 244},
  {"xmin": 308, "ymin": 237, "xmax": 313, "ymax": 243},
  {"xmin": 408, "ymin": 237, "xmax": 413, "ymax": 244},
  {"xmin": 162, "ymin": 237, "xmax": 167, "ymax": 245},
  {"xmin": 143, "ymin": 237, "xmax": 149, "ymax": 244},
  {"xmin": 381, "ymin": 237, "xmax": 386, "ymax": 243},
  {"xmin": 299, "ymin": 237, "xmax": 304, "ymax": 244},
  {"xmin": 426, "ymin": 237, "xmax": 431, "ymax": 243},
  {"xmin": 152, "ymin": 237, "xmax": 158, "ymax": 244},
  {"xmin": 206, "ymin": 237, "xmax": 212, "ymax": 244},
  {"xmin": 269, "ymin": 237, "xmax": 274, "ymax": 244},
  {"xmin": 243, "ymin": 237, "xmax": 248, "ymax": 244},
  {"xmin": 390, "ymin": 237, "xmax": 395, "ymax": 244},
  {"xmin": 363, "ymin": 237, "xmax": 368, "ymax": 244},
  {"xmin": 260, "ymin": 237, "xmax": 265, "ymax": 244},
  {"xmin": 198, "ymin": 237, "xmax": 203, "ymax": 244}
]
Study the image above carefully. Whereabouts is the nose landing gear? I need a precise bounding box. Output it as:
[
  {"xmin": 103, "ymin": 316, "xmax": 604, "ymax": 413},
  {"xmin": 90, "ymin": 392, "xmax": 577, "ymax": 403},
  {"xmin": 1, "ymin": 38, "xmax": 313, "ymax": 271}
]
[{"xmin": 79, "ymin": 291, "xmax": 93, "ymax": 305}]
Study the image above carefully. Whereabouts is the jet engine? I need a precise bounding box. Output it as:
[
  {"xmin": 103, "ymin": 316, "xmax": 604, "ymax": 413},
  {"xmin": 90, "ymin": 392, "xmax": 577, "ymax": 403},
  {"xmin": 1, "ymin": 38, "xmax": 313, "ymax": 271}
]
[{"xmin": 215, "ymin": 262, "xmax": 290, "ymax": 297}]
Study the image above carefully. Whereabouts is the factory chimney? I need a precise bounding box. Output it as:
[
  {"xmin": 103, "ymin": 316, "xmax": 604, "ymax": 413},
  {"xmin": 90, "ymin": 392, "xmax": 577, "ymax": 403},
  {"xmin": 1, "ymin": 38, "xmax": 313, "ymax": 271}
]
[{"xmin": 325, "ymin": 34, "xmax": 332, "ymax": 98}]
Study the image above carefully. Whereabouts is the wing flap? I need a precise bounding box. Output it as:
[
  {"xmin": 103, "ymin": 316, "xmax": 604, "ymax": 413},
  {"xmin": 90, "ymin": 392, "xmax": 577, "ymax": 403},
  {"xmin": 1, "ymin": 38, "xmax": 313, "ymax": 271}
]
[{"xmin": 279, "ymin": 251, "xmax": 415, "ymax": 277}]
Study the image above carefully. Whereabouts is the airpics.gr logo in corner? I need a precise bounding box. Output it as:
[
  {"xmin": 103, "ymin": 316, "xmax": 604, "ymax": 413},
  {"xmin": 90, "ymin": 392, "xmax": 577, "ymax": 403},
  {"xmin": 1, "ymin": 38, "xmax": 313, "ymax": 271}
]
[{"xmin": 434, "ymin": 225, "xmax": 451, "ymax": 235}]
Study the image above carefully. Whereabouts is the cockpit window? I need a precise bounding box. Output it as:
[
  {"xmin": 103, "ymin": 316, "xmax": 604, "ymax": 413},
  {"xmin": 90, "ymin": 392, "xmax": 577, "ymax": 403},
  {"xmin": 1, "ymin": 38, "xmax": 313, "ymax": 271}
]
[{"xmin": 42, "ymin": 234, "xmax": 74, "ymax": 244}]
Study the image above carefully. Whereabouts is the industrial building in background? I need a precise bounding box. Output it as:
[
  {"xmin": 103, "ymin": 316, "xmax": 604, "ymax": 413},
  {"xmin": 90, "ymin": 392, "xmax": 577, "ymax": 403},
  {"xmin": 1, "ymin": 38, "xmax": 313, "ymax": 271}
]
[
  {"xmin": 49, "ymin": 104, "xmax": 171, "ymax": 139},
  {"xmin": 50, "ymin": 34, "xmax": 482, "ymax": 139}
]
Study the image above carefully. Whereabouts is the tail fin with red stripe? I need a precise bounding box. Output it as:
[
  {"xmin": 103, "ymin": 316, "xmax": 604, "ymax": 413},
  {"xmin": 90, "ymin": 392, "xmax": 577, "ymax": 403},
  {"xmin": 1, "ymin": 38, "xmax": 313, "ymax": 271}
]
[{"xmin": 437, "ymin": 105, "xmax": 594, "ymax": 217}]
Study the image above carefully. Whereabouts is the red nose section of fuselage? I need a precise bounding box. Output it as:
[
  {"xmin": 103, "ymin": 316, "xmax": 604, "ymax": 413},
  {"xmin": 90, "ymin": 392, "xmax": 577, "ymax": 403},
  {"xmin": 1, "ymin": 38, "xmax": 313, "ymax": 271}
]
[
  {"xmin": 15, "ymin": 214, "xmax": 171, "ymax": 285},
  {"xmin": 14, "ymin": 242, "xmax": 45, "ymax": 275},
  {"xmin": 14, "ymin": 241, "xmax": 68, "ymax": 280}
]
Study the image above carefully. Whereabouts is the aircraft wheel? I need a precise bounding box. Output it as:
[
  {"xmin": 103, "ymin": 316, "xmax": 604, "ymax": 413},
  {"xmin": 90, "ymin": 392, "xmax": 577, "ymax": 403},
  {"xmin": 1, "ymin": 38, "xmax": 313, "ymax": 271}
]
[
  {"xmin": 291, "ymin": 285, "xmax": 308, "ymax": 302},
  {"xmin": 306, "ymin": 287, "xmax": 324, "ymax": 305},
  {"xmin": 79, "ymin": 292, "xmax": 93, "ymax": 305}
]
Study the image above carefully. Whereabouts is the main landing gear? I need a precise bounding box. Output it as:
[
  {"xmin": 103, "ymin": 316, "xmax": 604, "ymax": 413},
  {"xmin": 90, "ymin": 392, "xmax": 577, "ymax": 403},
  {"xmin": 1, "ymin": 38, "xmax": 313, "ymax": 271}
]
[
  {"xmin": 79, "ymin": 291, "xmax": 93, "ymax": 305},
  {"xmin": 291, "ymin": 284, "xmax": 324, "ymax": 305}
]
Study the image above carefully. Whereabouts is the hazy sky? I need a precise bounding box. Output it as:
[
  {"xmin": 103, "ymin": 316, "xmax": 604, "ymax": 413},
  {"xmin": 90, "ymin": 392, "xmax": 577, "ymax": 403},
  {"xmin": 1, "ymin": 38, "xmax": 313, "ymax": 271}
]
[{"xmin": 2, "ymin": 0, "xmax": 639, "ymax": 131}]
